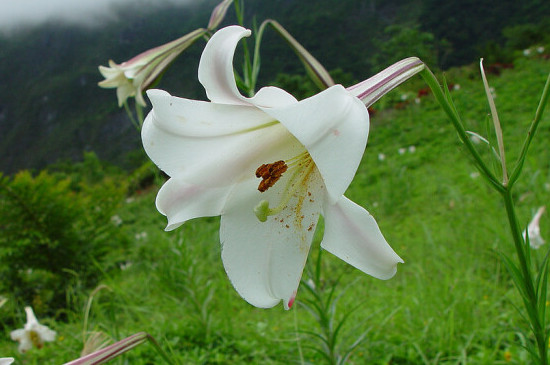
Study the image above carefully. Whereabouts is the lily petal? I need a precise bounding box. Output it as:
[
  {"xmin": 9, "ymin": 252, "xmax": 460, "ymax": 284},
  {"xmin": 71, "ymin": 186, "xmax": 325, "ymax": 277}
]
[
  {"xmin": 142, "ymin": 89, "xmax": 297, "ymax": 186},
  {"xmin": 198, "ymin": 25, "xmax": 297, "ymax": 108},
  {"xmin": 348, "ymin": 57, "xmax": 424, "ymax": 107},
  {"xmin": 198, "ymin": 25, "xmax": 251, "ymax": 105},
  {"xmin": 322, "ymin": 196, "xmax": 403, "ymax": 280},
  {"xmin": 24, "ymin": 306, "xmax": 38, "ymax": 326},
  {"xmin": 156, "ymin": 177, "xmax": 232, "ymax": 231},
  {"xmin": 10, "ymin": 329, "xmax": 25, "ymax": 342},
  {"xmin": 145, "ymin": 90, "xmax": 274, "ymax": 136},
  {"xmin": 248, "ymin": 86, "xmax": 298, "ymax": 108},
  {"xmin": 262, "ymin": 85, "xmax": 369, "ymax": 203},
  {"xmin": 220, "ymin": 170, "xmax": 325, "ymax": 309}
]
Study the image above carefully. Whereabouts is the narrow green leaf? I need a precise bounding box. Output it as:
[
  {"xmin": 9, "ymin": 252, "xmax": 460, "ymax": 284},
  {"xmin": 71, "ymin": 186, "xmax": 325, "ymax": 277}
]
[
  {"xmin": 509, "ymin": 72, "xmax": 550, "ymax": 186},
  {"xmin": 260, "ymin": 19, "xmax": 334, "ymax": 90},
  {"xmin": 500, "ymin": 252, "xmax": 528, "ymax": 298}
]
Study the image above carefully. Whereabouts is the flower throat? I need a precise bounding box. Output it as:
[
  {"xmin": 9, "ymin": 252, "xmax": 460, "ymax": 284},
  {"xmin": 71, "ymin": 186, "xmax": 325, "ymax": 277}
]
[{"xmin": 254, "ymin": 152, "xmax": 315, "ymax": 222}]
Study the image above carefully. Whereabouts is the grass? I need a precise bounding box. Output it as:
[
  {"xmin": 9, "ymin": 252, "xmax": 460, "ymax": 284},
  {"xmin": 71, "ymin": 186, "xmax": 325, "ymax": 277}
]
[{"xmin": 1, "ymin": 54, "xmax": 549, "ymax": 364}]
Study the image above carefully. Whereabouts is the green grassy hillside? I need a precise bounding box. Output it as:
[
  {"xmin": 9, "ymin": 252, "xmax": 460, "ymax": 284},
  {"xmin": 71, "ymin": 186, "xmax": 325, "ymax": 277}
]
[{"xmin": 0, "ymin": 51, "xmax": 548, "ymax": 364}]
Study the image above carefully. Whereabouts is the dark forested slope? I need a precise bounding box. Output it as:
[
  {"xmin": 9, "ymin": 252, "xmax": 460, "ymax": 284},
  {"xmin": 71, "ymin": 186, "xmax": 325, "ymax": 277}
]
[{"xmin": 0, "ymin": 0, "xmax": 548, "ymax": 173}]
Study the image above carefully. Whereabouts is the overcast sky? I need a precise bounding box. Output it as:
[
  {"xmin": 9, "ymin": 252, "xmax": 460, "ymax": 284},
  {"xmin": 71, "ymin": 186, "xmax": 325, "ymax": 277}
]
[{"xmin": 0, "ymin": 0, "xmax": 195, "ymax": 33}]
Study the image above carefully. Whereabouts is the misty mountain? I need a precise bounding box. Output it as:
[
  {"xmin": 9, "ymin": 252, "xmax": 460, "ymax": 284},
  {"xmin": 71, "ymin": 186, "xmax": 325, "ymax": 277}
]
[{"xmin": 0, "ymin": 0, "xmax": 548, "ymax": 174}]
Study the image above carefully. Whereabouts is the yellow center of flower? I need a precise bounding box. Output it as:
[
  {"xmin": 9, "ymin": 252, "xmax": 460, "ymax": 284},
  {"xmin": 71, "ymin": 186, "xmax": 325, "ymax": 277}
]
[
  {"xmin": 29, "ymin": 330, "xmax": 43, "ymax": 349},
  {"xmin": 254, "ymin": 152, "xmax": 315, "ymax": 222}
]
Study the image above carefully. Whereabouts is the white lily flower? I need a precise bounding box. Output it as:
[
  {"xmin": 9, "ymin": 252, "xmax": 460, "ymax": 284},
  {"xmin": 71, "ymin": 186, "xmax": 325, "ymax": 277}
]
[
  {"xmin": 0, "ymin": 358, "xmax": 14, "ymax": 365},
  {"xmin": 347, "ymin": 56, "xmax": 424, "ymax": 107},
  {"xmin": 98, "ymin": 28, "xmax": 207, "ymax": 107},
  {"xmin": 523, "ymin": 206, "xmax": 546, "ymax": 249},
  {"xmin": 10, "ymin": 306, "xmax": 56, "ymax": 353},
  {"xmin": 98, "ymin": 0, "xmax": 235, "ymax": 108},
  {"xmin": 142, "ymin": 25, "xmax": 410, "ymax": 309}
]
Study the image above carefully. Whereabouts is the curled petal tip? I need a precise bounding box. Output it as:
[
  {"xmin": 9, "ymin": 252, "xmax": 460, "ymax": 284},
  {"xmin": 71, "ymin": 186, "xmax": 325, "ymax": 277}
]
[{"xmin": 286, "ymin": 292, "xmax": 297, "ymax": 310}]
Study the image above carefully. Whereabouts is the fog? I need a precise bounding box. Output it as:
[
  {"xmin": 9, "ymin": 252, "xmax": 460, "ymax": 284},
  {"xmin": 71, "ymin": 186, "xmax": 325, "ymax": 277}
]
[{"xmin": 0, "ymin": 0, "xmax": 196, "ymax": 33}]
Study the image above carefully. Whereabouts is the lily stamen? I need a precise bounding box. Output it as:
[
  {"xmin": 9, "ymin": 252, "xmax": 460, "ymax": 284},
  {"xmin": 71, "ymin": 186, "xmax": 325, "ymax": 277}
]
[
  {"xmin": 255, "ymin": 151, "xmax": 312, "ymax": 193},
  {"xmin": 254, "ymin": 153, "xmax": 315, "ymax": 222},
  {"xmin": 256, "ymin": 160, "xmax": 288, "ymax": 192}
]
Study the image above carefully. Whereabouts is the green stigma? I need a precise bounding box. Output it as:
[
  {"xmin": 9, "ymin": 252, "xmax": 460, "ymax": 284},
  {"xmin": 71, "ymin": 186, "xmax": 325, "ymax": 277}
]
[{"xmin": 254, "ymin": 200, "xmax": 270, "ymax": 222}]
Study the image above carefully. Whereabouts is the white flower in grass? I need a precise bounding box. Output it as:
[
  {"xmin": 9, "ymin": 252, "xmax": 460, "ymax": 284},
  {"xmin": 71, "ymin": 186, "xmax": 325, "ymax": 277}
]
[
  {"xmin": 0, "ymin": 358, "xmax": 14, "ymax": 365},
  {"xmin": 142, "ymin": 26, "xmax": 417, "ymax": 309},
  {"xmin": 11, "ymin": 307, "xmax": 56, "ymax": 353},
  {"xmin": 110, "ymin": 215, "xmax": 122, "ymax": 226},
  {"xmin": 523, "ymin": 206, "xmax": 546, "ymax": 249},
  {"xmin": 135, "ymin": 232, "xmax": 148, "ymax": 240}
]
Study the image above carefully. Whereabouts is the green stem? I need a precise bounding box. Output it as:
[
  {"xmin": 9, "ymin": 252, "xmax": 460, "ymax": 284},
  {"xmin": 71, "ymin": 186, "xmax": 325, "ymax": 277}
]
[
  {"xmin": 146, "ymin": 334, "xmax": 176, "ymax": 365},
  {"xmin": 293, "ymin": 306, "xmax": 305, "ymax": 365},
  {"xmin": 423, "ymin": 65, "xmax": 550, "ymax": 364},
  {"xmin": 135, "ymin": 102, "xmax": 145, "ymax": 127},
  {"xmin": 420, "ymin": 68, "xmax": 504, "ymax": 193},
  {"xmin": 501, "ymin": 188, "xmax": 547, "ymax": 364},
  {"xmin": 123, "ymin": 101, "xmax": 141, "ymax": 131},
  {"xmin": 233, "ymin": 0, "xmax": 255, "ymax": 96}
]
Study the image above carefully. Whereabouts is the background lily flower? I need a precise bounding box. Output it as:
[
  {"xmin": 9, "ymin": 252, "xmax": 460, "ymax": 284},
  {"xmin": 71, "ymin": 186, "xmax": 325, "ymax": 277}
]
[
  {"xmin": 98, "ymin": 28, "xmax": 207, "ymax": 107},
  {"xmin": 523, "ymin": 206, "xmax": 546, "ymax": 249},
  {"xmin": 0, "ymin": 358, "xmax": 14, "ymax": 365},
  {"xmin": 64, "ymin": 332, "xmax": 148, "ymax": 365},
  {"xmin": 10, "ymin": 306, "xmax": 56, "ymax": 353},
  {"xmin": 98, "ymin": 0, "xmax": 235, "ymax": 107},
  {"xmin": 207, "ymin": 0, "xmax": 234, "ymax": 30},
  {"xmin": 347, "ymin": 56, "xmax": 424, "ymax": 107},
  {"xmin": 142, "ymin": 25, "xmax": 415, "ymax": 309}
]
